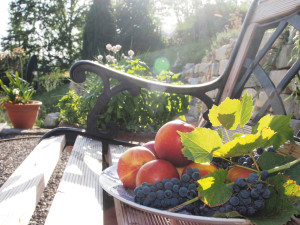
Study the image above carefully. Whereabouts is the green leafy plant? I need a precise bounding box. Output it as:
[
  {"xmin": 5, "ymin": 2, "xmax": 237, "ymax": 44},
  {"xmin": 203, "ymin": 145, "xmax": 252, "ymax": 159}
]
[
  {"xmin": 178, "ymin": 92, "xmax": 299, "ymax": 225},
  {"xmin": 38, "ymin": 71, "xmax": 69, "ymax": 92},
  {"xmin": 0, "ymin": 72, "xmax": 35, "ymax": 105},
  {"xmin": 58, "ymin": 45, "xmax": 190, "ymax": 132}
]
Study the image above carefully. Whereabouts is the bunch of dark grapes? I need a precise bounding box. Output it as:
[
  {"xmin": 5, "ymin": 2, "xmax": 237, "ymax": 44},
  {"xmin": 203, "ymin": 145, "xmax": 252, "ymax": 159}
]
[
  {"xmin": 211, "ymin": 157, "xmax": 232, "ymax": 169},
  {"xmin": 219, "ymin": 170, "xmax": 271, "ymax": 216},
  {"xmin": 134, "ymin": 168, "xmax": 202, "ymax": 211}
]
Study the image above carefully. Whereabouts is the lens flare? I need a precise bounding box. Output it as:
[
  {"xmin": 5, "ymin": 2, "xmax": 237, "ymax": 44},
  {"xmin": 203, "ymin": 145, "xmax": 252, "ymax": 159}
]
[{"xmin": 153, "ymin": 57, "xmax": 170, "ymax": 74}]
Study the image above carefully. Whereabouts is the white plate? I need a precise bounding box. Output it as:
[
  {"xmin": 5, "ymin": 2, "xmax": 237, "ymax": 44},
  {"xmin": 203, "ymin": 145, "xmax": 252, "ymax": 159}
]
[{"xmin": 99, "ymin": 165, "xmax": 250, "ymax": 224}]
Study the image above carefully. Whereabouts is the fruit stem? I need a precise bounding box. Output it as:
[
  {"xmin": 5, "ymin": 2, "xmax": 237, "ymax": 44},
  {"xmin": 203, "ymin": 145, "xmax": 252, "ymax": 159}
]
[
  {"xmin": 224, "ymin": 128, "xmax": 231, "ymax": 142},
  {"xmin": 267, "ymin": 157, "xmax": 300, "ymax": 174},
  {"xmin": 250, "ymin": 152, "xmax": 260, "ymax": 172},
  {"xmin": 167, "ymin": 196, "xmax": 200, "ymax": 212},
  {"xmin": 233, "ymin": 163, "xmax": 259, "ymax": 173}
]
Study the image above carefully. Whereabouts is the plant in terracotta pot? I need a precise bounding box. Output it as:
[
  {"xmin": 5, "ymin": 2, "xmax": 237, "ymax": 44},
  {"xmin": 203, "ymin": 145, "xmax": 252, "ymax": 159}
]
[{"xmin": 0, "ymin": 72, "xmax": 42, "ymax": 129}]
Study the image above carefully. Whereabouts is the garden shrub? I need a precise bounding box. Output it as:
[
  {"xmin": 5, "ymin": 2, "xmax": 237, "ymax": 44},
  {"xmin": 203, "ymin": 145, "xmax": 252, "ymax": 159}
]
[
  {"xmin": 38, "ymin": 71, "xmax": 69, "ymax": 92},
  {"xmin": 58, "ymin": 45, "xmax": 190, "ymax": 132}
]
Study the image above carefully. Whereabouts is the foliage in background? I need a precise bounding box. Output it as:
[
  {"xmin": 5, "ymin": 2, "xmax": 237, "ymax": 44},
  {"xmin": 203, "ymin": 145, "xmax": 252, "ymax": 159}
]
[
  {"xmin": 58, "ymin": 45, "xmax": 190, "ymax": 132},
  {"xmin": 2, "ymin": 0, "xmax": 90, "ymax": 73},
  {"xmin": 0, "ymin": 47, "xmax": 26, "ymax": 79},
  {"xmin": 81, "ymin": 0, "xmax": 116, "ymax": 60},
  {"xmin": 114, "ymin": 0, "xmax": 164, "ymax": 54},
  {"xmin": 38, "ymin": 71, "xmax": 69, "ymax": 92},
  {"xmin": 0, "ymin": 72, "xmax": 35, "ymax": 105}
]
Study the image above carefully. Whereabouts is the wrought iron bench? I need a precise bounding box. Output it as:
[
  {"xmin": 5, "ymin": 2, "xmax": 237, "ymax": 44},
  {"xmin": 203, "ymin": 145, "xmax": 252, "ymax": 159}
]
[{"xmin": 0, "ymin": 0, "xmax": 300, "ymax": 224}]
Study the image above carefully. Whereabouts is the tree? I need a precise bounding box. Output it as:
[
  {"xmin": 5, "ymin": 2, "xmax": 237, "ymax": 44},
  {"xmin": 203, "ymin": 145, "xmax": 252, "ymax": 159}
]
[
  {"xmin": 2, "ymin": 0, "xmax": 90, "ymax": 73},
  {"xmin": 115, "ymin": 0, "xmax": 163, "ymax": 54},
  {"xmin": 81, "ymin": 0, "xmax": 116, "ymax": 60}
]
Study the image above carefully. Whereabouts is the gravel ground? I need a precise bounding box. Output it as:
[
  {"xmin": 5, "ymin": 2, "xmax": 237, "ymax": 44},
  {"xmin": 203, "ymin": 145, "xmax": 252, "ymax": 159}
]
[{"xmin": 0, "ymin": 134, "xmax": 70, "ymax": 225}]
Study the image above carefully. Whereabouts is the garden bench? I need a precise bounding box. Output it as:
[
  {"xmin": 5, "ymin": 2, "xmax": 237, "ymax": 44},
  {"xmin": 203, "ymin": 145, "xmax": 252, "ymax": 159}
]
[{"xmin": 0, "ymin": 0, "xmax": 300, "ymax": 224}]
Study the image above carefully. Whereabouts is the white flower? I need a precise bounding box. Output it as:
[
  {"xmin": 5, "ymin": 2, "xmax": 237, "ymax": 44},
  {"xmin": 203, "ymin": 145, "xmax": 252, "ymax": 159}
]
[
  {"xmin": 106, "ymin": 44, "xmax": 113, "ymax": 51},
  {"xmin": 97, "ymin": 55, "xmax": 103, "ymax": 61},
  {"xmin": 106, "ymin": 55, "xmax": 116, "ymax": 63},
  {"xmin": 112, "ymin": 45, "xmax": 122, "ymax": 54},
  {"xmin": 13, "ymin": 88, "xmax": 20, "ymax": 95},
  {"xmin": 112, "ymin": 58, "xmax": 117, "ymax": 64},
  {"xmin": 128, "ymin": 50, "xmax": 134, "ymax": 58}
]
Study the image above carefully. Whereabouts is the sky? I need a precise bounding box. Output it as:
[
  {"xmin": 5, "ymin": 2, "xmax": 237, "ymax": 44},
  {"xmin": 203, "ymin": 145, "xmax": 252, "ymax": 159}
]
[{"xmin": 0, "ymin": 0, "xmax": 10, "ymax": 46}]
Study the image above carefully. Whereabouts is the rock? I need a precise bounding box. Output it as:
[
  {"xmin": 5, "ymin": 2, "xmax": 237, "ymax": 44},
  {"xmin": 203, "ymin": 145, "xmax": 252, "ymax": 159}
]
[
  {"xmin": 188, "ymin": 77, "xmax": 199, "ymax": 85},
  {"xmin": 194, "ymin": 62, "xmax": 210, "ymax": 74},
  {"xmin": 258, "ymin": 30, "xmax": 282, "ymax": 51},
  {"xmin": 44, "ymin": 112, "xmax": 60, "ymax": 128},
  {"xmin": 206, "ymin": 89, "xmax": 218, "ymax": 99},
  {"xmin": 255, "ymin": 91, "xmax": 268, "ymax": 109},
  {"xmin": 280, "ymin": 94, "xmax": 294, "ymax": 116},
  {"xmin": 188, "ymin": 105, "xmax": 200, "ymax": 118},
  {"xmin": 269, "ymin": 70, "xmax": 291, "ymax": 93},
  {"xmin": 242, "ymin": 88, "xmax": 258, "ymax": 99},
  {"xmin": 245, "ymin": 75, "xmax": 260, "ymax": 88},
  {"xmin": 275, "ymin": 44, "xmax": 296, "ymax": 69},
  {"xmin": 218, "ymin": 59, "xmax": 229, "ymax": 75},
  {"xmin": 215, "ymin": 44, "xmax": 233, "ymax": 61},
  {"xmin": 210, "ymin": 62, "xmax": 220, "ymax": 76}
]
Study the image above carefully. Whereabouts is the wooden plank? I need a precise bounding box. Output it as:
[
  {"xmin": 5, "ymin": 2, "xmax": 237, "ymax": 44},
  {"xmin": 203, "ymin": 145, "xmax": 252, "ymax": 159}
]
[
  {"xmin": 44, "ymin": 136, "xmax": 103, "ymax": 225},
  {"xmin": 220, "ymin": 23, "xmax": 258, "ymax": 103},
  {"xmin": 0, "ymin": 135, "xmax": 66, "ymax": 225},
  {"xmin": 250, "ymin": 0, "xmax": 300, "ymax": 24}
]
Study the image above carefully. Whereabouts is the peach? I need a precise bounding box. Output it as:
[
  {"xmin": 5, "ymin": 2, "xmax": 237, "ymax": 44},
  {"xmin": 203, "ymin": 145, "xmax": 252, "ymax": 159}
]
[
  {"xmin": 142, "ymin": 140, "xmax": 158, "ymax": 158},
  {"xmin": 155, "ymin": 120, "xmax": 195, "ymax": 167},
  {"xmin": 227, "ymin": 167, "xmax": 253, "ymax": 182},
  {"xmin": 117, "ymin": 146, "xmax": 156, "ymax": 189},
  {"xmin": 183, "ymin": 162, "xmax": 218, "ymax": 178},
  {"xmin": 136, "ymin": 159, "xmax": 180, "ymax": 186}
]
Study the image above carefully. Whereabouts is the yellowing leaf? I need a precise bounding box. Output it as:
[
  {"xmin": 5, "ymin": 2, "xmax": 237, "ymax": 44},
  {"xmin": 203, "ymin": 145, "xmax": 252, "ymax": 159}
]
[
  {"xmin": 208, "ymin": 97, "xmax": 241, "ymax": 130},
  {"xmin": 213, "ymin": 127, "xmax": 275, "ymax": 158}
]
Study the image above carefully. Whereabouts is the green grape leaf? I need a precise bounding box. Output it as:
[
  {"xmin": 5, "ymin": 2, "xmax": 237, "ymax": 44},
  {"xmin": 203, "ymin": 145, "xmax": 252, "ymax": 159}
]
[
  {"xmin": 252, "ymin": 114, "xmax": 294, "ymax": 149},
  {"xmin": 180, "ymin": 128, "xmax": 222, "ymax": 163},
  {"xmin": 197, "ymin": 169, "xmax": 232, "ymax": 207},
  {"xmin": 240, "ymin": 92, "xmax": 254, "ymax": 127},
  {"xmin": 208, "ymin": 97, "xmax": 241, "ymax": 130},
  {"xmin": 212, "ymin": 128, "xmax": 275, "ymax": 158},
  {"xmin": 232, "ymin": 133, "xmax": 244, "ymax": 140},
  {"xmin": 249, "ymin": 174, "xmax": 298, "ymax": 225},
  {"xmin": 258, "ymin": 152, "xmax": 300, "ymax": 184}
]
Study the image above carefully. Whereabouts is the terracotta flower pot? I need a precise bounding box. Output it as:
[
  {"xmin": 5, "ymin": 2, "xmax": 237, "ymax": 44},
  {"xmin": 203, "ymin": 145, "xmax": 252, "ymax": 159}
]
[{"xmin": 5, "ymin": 100, "xmax": 42, "ymax": 129}]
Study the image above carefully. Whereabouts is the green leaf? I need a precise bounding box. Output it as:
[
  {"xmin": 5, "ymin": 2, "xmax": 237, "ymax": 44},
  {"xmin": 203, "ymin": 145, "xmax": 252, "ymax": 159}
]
[
  {"xmin": 213, "ymin": 127, "xmax": 275, "ymax": 158},
  {"xmin": 249, "ymin": 174, "xmax": 298, "ymax": 225},
  {"xmin": 197, "ymin": 169, "xmax": 232, "ymax": 207},
  {"xmin": 240, "ymin": 92, "xmax": 254, "ymax": 127},
  {"xmin": 208, "ymin": 97, "xmax": 241, "ymax": 130},
  {"xmin": 258, "ymin": 152, "xmax": 300, "ymax": 184},
  {"xmin": 252, "ymin": 114, "xmax": 294, "ymax": 149},
  {"xmin": 180, "ymin": 128, "xmax": 222, "ymax": 163}
]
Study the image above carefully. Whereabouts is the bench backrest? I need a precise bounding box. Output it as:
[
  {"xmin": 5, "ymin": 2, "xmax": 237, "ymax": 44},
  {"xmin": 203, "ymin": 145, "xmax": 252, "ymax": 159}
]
[
  {"xmin": 218, "ymin": 0, "xmax": 300, "ymax": 125},
  {"xmin": 63, "ymin": 0, "xmax": 300, "ymax": 141}
]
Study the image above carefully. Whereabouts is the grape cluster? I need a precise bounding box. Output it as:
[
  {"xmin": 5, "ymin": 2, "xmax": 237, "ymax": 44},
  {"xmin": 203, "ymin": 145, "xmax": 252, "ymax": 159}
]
[
  {"xmin": 211, "ymin": 157, "xmax": 232, "ymax": 169},
  {"xmin": 134, "ymin": 168, "xmax": 201, "ymax": 210},
  {"xmin": 219, "ymin": 171, "xmax": 271, "ymax": 216}
]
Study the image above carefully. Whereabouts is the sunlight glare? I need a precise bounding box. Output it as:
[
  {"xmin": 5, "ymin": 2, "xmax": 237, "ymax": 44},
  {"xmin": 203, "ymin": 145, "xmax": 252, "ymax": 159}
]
[{"xmin": 161, "ymin": 12, "xmax": 177, "ymax": 37}]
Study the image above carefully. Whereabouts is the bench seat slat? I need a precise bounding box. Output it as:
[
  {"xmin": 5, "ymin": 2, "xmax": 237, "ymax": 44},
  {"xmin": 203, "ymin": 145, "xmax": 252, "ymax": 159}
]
[
  {"xmin": 44, "ymin": 136, "xmax": 103, "ymax": 225},
  {"xmin": 0, "ymin": 135, "xmax": 66, "ymax": 225}
]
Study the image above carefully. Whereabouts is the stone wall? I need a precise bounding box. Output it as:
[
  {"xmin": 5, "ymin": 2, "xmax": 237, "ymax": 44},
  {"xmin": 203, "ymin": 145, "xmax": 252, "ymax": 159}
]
[{"xmin": 181, "ymin": 28, "xmax": 300, "ymax": 133}]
